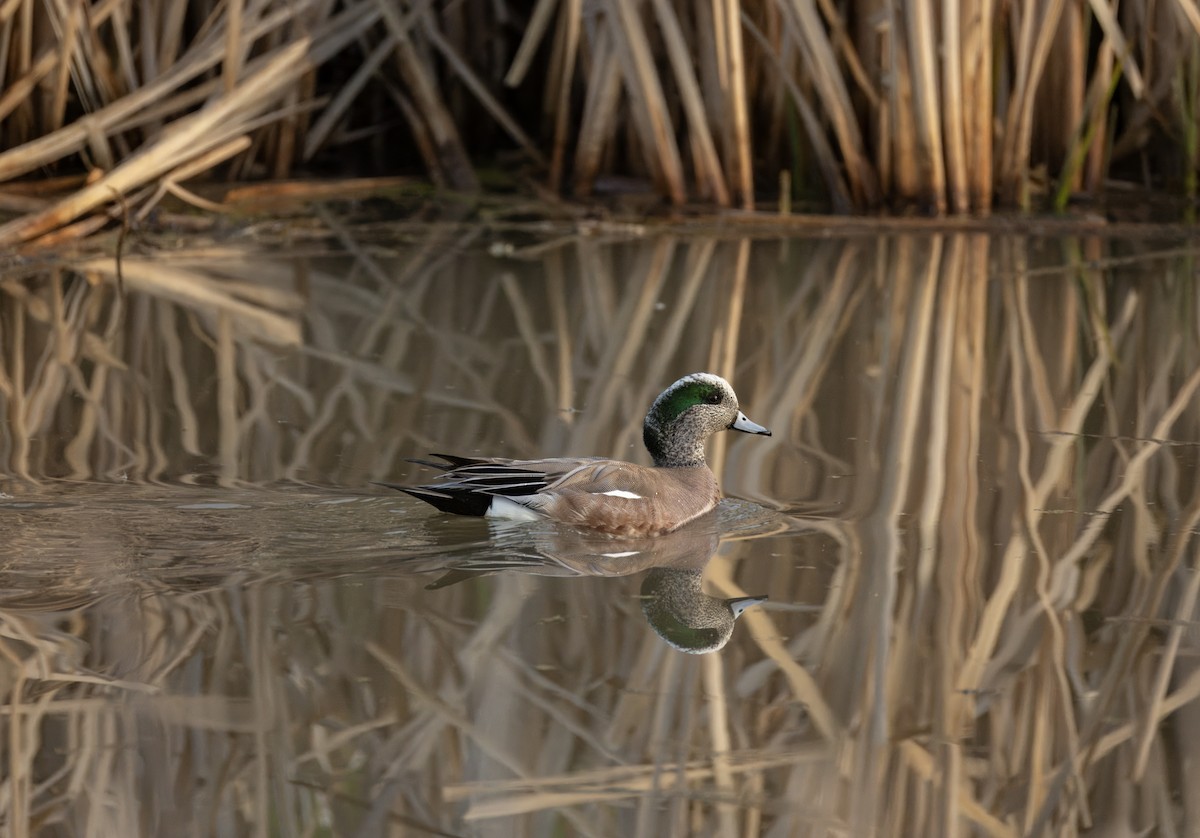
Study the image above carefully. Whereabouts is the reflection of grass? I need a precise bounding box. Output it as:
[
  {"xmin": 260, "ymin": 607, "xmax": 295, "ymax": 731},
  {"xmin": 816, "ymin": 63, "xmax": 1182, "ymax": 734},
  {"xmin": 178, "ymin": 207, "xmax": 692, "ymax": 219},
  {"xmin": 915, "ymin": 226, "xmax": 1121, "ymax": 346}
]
[{"xmin": 1, "ymin": 231, "xmax": 1199, "ymax": 833}]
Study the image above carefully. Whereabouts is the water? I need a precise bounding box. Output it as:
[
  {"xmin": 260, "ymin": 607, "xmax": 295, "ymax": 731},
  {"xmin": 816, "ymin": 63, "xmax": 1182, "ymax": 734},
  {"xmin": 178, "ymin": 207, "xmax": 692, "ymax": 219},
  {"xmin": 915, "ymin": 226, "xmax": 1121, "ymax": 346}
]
[{"xmin": 2, "ymin": 226, "xmax": 1199, "ymax": 836}]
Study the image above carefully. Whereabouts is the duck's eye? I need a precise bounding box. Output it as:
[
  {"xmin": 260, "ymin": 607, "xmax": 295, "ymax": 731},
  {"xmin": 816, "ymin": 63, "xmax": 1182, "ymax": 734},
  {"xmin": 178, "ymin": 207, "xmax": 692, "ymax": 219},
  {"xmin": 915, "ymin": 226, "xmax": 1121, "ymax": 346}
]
[{"xmin": 703, "ymin": 391, "xmax": 722, "ymax": 405}]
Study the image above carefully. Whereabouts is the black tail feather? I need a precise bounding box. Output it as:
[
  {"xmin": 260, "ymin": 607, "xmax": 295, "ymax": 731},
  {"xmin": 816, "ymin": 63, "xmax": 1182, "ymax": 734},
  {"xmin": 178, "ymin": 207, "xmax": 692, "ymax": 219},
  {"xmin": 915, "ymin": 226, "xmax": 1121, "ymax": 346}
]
[
  {"xmin": 381, "ymin": 453, "xmax": 529, "ymax": 518},
  {"xmin": 393, "ymin": 485, "xmax": 492, "ymax": 517}
]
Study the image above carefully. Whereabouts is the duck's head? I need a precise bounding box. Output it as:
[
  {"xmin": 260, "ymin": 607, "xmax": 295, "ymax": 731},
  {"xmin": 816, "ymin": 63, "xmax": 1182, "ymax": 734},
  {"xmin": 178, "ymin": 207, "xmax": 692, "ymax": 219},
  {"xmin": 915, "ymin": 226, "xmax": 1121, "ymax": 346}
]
[{"xmin": 642, "ymin": 373, "xmax": 771, "ymax": 467}]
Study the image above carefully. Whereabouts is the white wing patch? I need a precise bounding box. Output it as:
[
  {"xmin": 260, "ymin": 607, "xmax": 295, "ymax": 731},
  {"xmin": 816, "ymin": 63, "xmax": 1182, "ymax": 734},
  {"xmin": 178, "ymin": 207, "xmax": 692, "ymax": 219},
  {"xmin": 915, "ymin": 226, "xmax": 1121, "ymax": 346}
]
[{"xmin": 601, "ymin": 489, "xmax": 642, "ymax": 499}]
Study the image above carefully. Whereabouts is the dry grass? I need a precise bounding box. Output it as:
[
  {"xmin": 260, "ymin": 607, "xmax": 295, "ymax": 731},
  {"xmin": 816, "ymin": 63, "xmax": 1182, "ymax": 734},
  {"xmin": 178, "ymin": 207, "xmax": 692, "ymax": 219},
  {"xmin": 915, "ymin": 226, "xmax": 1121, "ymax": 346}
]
[
  {"xmin": 0, "ymin": 1, "xmax": 1197, "ymax": 246},
  {"xmin": 0, "ymin": 226, "xmax": 1199, "ymax": 834}
]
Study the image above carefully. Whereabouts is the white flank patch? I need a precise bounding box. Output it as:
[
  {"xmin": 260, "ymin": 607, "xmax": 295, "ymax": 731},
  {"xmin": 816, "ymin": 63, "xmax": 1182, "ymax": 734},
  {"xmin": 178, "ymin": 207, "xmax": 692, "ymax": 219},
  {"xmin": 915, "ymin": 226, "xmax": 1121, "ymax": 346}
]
[
  {"xmin": 485, "ymin": 496, "xmax": 543, "ymax": 522},
  {"xmin": 601, "ymin": 489, "xmax": 642, "ymax": 499},
  {"xmin": 601, "ymin": 550, "xmax": 641, "ymax": 559}
]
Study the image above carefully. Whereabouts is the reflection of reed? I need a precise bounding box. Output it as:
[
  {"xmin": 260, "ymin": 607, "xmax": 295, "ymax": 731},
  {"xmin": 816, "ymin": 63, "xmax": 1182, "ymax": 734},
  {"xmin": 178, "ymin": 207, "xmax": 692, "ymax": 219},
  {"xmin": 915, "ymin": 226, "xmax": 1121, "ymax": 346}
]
[{"xmin": 1, "ymin": 231, "xmax": 1199, "ymax": 834}]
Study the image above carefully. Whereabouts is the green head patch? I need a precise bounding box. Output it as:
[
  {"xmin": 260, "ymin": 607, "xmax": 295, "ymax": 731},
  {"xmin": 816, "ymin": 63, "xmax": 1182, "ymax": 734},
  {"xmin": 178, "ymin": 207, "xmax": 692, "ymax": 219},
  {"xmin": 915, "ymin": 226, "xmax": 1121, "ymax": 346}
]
[
  {"xmin": 642, "ymin": 375, "xmax": 731, "ymax": 465},
  {"xmin": 650, "ymin": 379, "xmax": 725, "ymax": 426}
]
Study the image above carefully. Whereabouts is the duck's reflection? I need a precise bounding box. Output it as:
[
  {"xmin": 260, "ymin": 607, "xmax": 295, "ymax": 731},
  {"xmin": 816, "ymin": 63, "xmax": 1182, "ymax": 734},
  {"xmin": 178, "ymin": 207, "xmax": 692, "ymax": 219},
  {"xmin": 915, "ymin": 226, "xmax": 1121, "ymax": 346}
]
[
  {"xmin": 417, "ymin": 517, "xmax": 766, "ymax": 654},
  {"xmin": 640, "ymin": 566, "xmax": 766, "ymax": 654}
]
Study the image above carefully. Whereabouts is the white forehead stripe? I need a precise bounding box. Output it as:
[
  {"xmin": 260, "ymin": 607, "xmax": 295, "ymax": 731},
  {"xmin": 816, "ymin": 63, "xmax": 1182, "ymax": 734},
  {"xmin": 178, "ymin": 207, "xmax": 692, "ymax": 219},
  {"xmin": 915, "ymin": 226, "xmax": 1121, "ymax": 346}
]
[{"xmin": 601, "ymin": 489, "xmax": 642, "ymax": 499}]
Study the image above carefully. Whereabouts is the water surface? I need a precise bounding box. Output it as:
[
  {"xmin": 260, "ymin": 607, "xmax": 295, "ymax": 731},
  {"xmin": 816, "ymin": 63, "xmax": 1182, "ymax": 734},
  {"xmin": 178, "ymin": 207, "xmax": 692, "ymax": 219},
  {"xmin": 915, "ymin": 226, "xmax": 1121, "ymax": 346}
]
[{"xmin": 2, "ymin": 227, "xmax": 1198, "ymax": 836}]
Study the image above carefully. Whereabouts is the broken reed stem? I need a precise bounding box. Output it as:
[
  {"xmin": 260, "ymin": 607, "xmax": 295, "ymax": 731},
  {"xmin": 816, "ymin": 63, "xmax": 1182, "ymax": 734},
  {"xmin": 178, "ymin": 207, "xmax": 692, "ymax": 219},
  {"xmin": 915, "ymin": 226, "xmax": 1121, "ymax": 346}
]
[
  {"xmin": 649, "ymin": 0, "xmax": 730, "ymax": 206},
  {"xmin": 721, "ymin": 0, "xmax": 753, "ymax": 209},
  {"xmin": 941, "ymin": 0, "xmax": 967, "ymax": 212},
  {"xmin": 608, "ymin": 0, "xmax": 687, "ymax": 203},
  {"xmin": 546, "ymin": 0, "xmax": 581, "ymax": 192},
  {"xmin": 904, "ymin": 0, "xmax": 947, "ymax": 213}
]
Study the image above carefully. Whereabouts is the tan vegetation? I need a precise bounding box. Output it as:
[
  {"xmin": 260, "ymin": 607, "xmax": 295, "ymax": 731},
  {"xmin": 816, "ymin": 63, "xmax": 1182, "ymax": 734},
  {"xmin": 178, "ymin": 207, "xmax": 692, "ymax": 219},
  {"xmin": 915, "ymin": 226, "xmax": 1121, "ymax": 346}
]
[
  {"xmin": 0, "ymin": 2, "xmax": 1198, "ymax": 247},
  {"xmin": 1, "ymin": 228, "xmax": 1198, "ymax": 834}
]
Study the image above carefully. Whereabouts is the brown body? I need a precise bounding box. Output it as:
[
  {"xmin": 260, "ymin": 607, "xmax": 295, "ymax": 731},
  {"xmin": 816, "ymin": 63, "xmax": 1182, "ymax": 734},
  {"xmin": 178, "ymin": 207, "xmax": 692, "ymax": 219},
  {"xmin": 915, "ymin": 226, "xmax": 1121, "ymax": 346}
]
[{"xmin": 513, "ymin": 459, "xmax": 721, "ymax": 537}]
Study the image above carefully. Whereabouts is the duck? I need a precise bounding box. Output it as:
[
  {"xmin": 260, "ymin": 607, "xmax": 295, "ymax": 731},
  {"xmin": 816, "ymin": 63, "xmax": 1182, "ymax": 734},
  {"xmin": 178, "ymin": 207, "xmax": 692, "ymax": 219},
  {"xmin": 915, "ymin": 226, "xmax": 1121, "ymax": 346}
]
[{"xmin": 384, "ymin": 373, "xmax": 772, "ymax": 537}]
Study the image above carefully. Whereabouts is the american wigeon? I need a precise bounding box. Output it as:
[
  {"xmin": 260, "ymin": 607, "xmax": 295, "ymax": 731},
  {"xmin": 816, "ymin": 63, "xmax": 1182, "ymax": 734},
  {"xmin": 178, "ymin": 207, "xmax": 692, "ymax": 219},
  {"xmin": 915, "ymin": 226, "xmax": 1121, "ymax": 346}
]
[{"xmin": 385, "ymin": 373, "xmax": 771, "ymax": 536}]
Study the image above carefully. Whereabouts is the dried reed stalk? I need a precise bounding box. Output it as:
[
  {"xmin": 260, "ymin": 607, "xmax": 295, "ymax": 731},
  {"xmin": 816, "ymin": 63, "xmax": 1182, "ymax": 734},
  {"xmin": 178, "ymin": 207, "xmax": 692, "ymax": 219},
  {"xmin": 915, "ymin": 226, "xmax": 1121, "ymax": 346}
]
[{"xmin": 0, "ymin": 0, "xmax": 1195, "ymax": 225}]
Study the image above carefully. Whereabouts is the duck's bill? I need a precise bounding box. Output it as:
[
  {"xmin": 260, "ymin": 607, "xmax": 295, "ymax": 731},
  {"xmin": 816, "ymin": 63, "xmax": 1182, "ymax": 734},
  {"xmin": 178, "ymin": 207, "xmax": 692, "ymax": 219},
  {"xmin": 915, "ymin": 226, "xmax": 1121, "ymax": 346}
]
[
  {"xmin": 729, "ymin": 595, "xmax": 768, "ymax": 618},
  {"xmin": 730, "ymin": 411, "xmax": 772, "ymax": 436}
]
